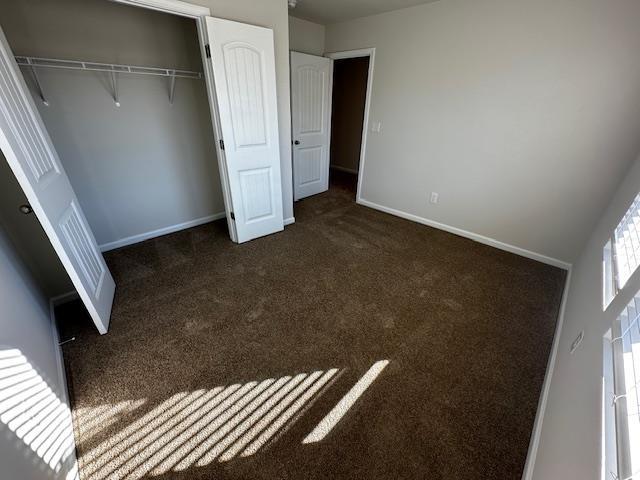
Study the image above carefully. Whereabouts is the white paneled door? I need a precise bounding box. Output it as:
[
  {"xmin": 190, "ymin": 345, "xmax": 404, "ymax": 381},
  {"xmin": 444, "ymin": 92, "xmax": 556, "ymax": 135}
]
[
  {"xmin": 291, "ymin": 52, "xmax": 333, "ymax": 201},
  {"xmin": 205, "ymin": 17, "xmax": 284, "ymax": 243},
  {"xmin": 0, "ymin": 26, "xmax": 114, "ymax": 334}
]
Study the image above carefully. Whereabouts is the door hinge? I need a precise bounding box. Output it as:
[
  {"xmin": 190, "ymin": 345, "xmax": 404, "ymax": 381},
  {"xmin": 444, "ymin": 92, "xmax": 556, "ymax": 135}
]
[
  {"xmin": 205, "ymin": 44, "xmax": 211, "ymax": 58},
  {"xmin": 219, "ymin": 139, "xmax": 225, "ymax": 150},
  {"xmin": 230, "ymin": 211, "xmax": 235, "ymax": 220}
]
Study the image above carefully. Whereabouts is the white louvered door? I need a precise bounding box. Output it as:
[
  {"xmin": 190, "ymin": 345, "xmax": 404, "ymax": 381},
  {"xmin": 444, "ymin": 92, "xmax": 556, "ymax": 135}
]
[
  {"xmin": 205, "ymin": 17, "xmax": 284, "ymax": 243},
  {"xmin": 0, "ymin": 26, "xmax": 114, "ymax": 334},
  {"xmin": 291, "ymin": 52, "xmax": 332, "ymax": 201}
]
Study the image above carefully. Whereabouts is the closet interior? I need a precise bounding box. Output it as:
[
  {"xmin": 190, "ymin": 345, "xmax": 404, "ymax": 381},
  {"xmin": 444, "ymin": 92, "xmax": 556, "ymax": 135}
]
[{"xmin": 0, "ymin": 0, "xmax": 225, "ymax": 301}]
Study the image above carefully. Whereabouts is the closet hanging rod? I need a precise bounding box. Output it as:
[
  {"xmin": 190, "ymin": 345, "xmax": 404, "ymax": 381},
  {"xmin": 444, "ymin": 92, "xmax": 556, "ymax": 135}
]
[{"xmin": 14, "ymin": 56, "xmax": 203, "ymax": 80}]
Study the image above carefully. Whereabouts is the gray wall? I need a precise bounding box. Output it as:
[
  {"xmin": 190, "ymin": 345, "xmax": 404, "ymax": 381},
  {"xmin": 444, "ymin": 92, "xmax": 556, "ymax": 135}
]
[
  {"xmin": 0, "ymin": 0, "xmax": 225, "ymax": 249},
  {"xmin": 0, "ymin": 225, "xmax": 76, "ymax": 480},
  {"xmin": 289, "ymin": 16, "xmax": 325, "ymax": 56},
  {"xmin": 0, "ymin": 0, "xmax": 203, "ymax": 68},
  {"xmin": 0, "ymin": 153, "xmax": 72, "ymax": 297},
  {"xmin": 325, "ymin": 0, "xmax": 640, "ymax": 264},
  {"xmin": 531, "ymin": 155, "xmax": 640, "ymax": 479}
]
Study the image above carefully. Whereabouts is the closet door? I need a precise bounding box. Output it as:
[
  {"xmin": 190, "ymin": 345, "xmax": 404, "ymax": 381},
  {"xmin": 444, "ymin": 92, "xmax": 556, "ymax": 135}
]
[
  {"xmin": 0, "ymin": 26, "xmax": 114, "ymax": 334},
  {"xmin": 205, "ymin": 17, "xmax": 284, "ymax": 243}
]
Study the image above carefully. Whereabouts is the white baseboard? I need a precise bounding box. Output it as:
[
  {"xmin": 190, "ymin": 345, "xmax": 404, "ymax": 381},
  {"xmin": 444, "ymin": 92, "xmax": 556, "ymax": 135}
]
[
  {"xmin": 521, "ymin": 270, "xmax": 573, "ymax": 480},
  {"xmin": 284, "ymin": 216, "xmax": 296, "ymax": 226},
  {"xmin": 330, "ymin": 165, "xmax": 359, "ymax": 175},
  {"xmin": 357, "ymin": 198, "xmax": 572, "ymax": 270},
  {"xmin": 99, "ymin": 212, "xmax": 226, "ymax": 252}
]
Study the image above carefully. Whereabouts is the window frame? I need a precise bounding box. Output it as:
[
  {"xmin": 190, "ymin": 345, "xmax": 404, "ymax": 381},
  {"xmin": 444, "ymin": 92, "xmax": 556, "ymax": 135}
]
[
  {"xmin": 605, "ymin": 296, "xmax": 640, "ymax": 480},
  {"xmin": 604, "ymin": 237, "xmax": 619, "ymax": 310},
  {"xmin": 603, "ymin": 333, "xmax": 619, "ymax": 480}
]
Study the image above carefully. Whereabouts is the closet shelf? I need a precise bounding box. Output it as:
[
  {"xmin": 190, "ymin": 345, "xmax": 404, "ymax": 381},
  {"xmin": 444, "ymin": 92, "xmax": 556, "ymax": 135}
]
[
  {"xmin": 15, "ymin": 56, "xmax": 203, "ymax": 79},
  {"xmin": 15, "ymin": 56, "xmax": 203, "ymax": 106}
]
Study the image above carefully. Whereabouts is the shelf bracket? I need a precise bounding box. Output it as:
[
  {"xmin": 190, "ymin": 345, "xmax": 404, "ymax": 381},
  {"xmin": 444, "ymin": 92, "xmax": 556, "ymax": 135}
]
[
  {"xmin": 109, "ymin": 71, "xmax": 120, "ymax": 107},
  {"xmin": 169, "ymin": 74, "xmax": 177, "ymax": 105},
  {"xmin": 26, "ymin": 58, "xmax": 48, "ymax": 106}
]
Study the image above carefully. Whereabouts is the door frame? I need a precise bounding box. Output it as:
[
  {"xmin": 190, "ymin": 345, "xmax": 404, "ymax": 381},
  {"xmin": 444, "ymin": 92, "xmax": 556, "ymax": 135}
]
[
  {"xmin": 112, "ymin": 0, "xmax": 238, "ymax": 241},
  {"xmin": 324, "ymin": 48, "xmax": 375, "ymax": 203}
]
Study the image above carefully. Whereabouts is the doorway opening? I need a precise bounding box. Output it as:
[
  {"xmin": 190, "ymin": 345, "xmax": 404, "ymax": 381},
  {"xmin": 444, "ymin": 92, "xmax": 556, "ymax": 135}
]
[
  {"xmin": 329, "ymin": 55, "xmax": 370, "ymax": 200},
  {"xmin": 291, "ymin": 48, "xmax": 374, "ymax": 211}
]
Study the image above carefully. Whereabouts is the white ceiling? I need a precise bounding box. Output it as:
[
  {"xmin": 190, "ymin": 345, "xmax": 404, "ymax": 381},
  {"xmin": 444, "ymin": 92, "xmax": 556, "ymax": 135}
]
[{"xmin": 288, "ymin": 0, "xmax": 442, "ymax": 25}]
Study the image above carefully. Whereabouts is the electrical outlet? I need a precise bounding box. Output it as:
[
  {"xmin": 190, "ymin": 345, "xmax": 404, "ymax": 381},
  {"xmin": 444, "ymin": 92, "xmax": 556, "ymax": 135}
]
[
  {"xmin": 570, "ymin": 331, "xmax": 584, "ymax": 354},
  {"xmin": 430, "ymin": 192, "xmax": 439, "ymax": 204}
]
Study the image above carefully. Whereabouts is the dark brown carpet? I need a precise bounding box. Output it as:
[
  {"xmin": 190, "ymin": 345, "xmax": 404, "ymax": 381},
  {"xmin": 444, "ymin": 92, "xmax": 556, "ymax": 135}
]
[{"xmin": 57, "ymin": 170, "xmax": 566, "ymax": 480}]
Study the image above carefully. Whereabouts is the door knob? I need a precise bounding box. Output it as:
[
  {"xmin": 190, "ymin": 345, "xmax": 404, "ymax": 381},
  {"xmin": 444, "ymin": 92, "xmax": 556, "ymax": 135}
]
[
  {"xmin": 294, "ymin": 140, "xmax": 300, "ymax": 145},
  {"xmin": 19, "ymin": 204, "xmax": 33, "ymax": 215}
]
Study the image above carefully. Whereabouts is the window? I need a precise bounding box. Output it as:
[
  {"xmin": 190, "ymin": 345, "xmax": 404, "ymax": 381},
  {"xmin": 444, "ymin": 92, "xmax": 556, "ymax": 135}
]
[
  {"xmin": 615, "ymin": 194, "xmax": 640, "ymax": 288},
  {"xmin": 605, "ymin": 293, "xmax": 640, "ymax": 480},
  {"xmin": 603, "ymin": 193, "xmax": 640, "ymax": 309}
]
